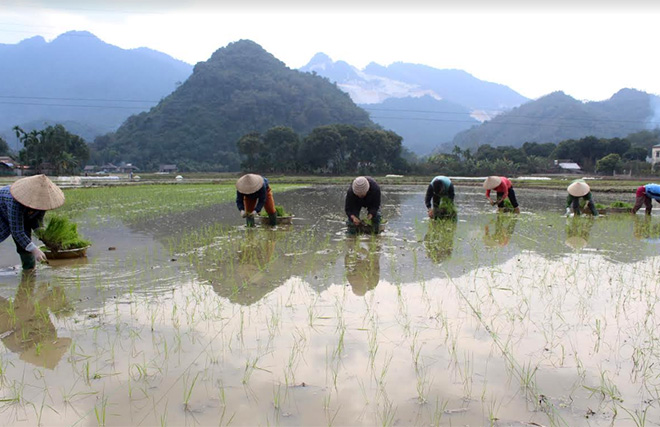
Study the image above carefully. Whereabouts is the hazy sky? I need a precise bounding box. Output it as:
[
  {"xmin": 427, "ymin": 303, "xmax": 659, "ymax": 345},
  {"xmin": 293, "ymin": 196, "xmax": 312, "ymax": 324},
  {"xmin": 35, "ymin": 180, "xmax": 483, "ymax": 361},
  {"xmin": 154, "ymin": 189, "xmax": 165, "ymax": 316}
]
[{"xmin": 1, "ymin": 0, "xmax": 659, "ymax": 102}]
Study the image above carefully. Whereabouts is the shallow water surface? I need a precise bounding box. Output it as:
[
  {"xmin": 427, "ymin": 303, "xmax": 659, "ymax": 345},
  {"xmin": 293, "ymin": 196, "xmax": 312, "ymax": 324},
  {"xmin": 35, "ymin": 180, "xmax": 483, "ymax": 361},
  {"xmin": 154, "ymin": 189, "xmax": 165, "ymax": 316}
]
[{"xmin": 0, "ymin": 185, "xmax": 658, "ymax": 426}]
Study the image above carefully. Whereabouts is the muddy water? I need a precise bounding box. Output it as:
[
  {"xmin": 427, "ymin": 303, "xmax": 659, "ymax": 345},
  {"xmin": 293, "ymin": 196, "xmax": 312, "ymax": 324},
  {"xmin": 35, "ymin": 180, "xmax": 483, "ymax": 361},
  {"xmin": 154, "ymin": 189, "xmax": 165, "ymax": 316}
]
[{"xmin": 0, "ymin": 185, "xmax": 658, "ymax": 426}]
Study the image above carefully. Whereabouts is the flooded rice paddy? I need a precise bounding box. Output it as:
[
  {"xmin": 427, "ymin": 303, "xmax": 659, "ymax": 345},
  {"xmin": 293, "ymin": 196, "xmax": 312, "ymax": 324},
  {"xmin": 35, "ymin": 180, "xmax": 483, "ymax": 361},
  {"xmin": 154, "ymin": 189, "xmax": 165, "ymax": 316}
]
[{"xmin": 0, "ymin": 184, "xmax": 660, "ymax": 426}]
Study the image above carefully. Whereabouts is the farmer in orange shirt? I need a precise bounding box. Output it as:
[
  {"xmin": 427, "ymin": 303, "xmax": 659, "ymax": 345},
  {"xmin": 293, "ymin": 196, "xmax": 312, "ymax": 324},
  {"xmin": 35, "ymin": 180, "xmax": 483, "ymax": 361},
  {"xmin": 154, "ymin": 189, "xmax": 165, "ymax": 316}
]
[{"xmin": 235, "ymin": 174, "xmax": 277, "ymax": 226}]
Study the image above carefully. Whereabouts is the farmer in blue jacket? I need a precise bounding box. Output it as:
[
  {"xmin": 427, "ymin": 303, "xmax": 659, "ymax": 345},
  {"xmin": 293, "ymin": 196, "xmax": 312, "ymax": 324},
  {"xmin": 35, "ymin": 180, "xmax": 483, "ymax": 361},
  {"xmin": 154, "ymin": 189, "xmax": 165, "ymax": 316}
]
[
  {"xmin": 0, "ymin": 175, "xmax": 65, "ymax": 269},
  {"xmin": 632, "ymin": 184, "xmax": 660, "ymax": 215},
  {"xmin": 425, "ymin": 175, "xmax": 455, "ymax": 219}
]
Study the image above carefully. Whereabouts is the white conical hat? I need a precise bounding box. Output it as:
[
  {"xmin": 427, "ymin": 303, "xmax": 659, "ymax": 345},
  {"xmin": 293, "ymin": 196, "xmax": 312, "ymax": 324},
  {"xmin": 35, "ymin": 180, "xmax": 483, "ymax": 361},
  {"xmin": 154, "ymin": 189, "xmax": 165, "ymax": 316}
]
[
  {"xmin": 10, "ymin": 175, "xmax": 65, "ymax": 210},
  {"xmin": 483, "ymin": 176, "xmax": 502, "ymax": 190},
  {"xmin": 567, "ymin": 180, "xmax": 590, "ymax": 197},
  {"xmin": 236, "ymin": 174, "xmax": 263, "ymax": 194},
  {"xmin": 352, "ymin": 176, "xmax": 370, "ymax": 197}
]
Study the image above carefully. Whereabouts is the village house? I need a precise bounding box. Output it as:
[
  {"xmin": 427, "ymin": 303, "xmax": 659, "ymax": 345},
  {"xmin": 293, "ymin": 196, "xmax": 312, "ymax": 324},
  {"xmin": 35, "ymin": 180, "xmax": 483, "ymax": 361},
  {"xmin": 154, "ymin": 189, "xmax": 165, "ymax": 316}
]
[
  {"xmin": 159, "ymin": 164, "xmax": 177, "ymax": 173},
  {"xmin": 554, "ymin": 159, "xmax": 581, "ymax": 174},
  {"xmin": 0, "ymin": 156, "xmax": 17, "ymax": 176},
  {"xmin": 651, "ymin": 144, "xmax": 660, "ymax": 166}
]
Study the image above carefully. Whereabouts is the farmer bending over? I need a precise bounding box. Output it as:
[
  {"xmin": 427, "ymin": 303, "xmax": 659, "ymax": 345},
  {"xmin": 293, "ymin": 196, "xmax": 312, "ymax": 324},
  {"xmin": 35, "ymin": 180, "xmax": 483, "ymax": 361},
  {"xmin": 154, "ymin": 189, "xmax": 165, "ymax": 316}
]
[
  {"xmin": 483, "ymin": 176, "xmax": 520, "ymax": 214},
  {"xmin": 345, "ymin": 176, "xmax": 381, "ymax": 234},
  {"xmin": 425, "ymin": 175, "xmax": 455, "ymax": 219},
  {"xmin": 236, "ymin": 174, "xmax": 277, "ymax": 226},
  {"xmin": 0, "ymin": 175, "xmax": 65, "ymax": 269},
  {"xmin": 566, "ymin": 179, "xmax": 598, "ymax": 216},
  {"xmin": 632, "ymin": 184, "xmax": 660, "ymax": 215}
]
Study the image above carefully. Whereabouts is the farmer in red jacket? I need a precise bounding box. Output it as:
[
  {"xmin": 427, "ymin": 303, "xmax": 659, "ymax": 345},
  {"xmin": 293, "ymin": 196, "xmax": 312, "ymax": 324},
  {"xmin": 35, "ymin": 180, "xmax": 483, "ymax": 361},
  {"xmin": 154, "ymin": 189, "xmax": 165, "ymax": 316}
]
[{"xmin": 483, "ymin": 176, "xmax": 520, "ymax": 214}]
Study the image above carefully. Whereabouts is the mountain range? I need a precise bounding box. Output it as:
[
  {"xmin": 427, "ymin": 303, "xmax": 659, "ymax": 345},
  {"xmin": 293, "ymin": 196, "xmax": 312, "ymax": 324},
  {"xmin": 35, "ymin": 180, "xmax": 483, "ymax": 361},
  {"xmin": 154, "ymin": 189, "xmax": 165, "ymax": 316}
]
[
  {"xmin": 0, "ymin": 31, "xmax": 192, "ymax": 148},
  {"xmin": 299, "ymin": 53, "xmax": 530, "ymax": 154},
  {"xmin": 448, "ymin": 88, "xmax": 660, "ymax": 152},
  {"xmin": 299, "ymin": 54, "xmax": 660, "ymax": 155},
  {"xmin": 1, "ymin": 31, "xmax": 659, "ymax": 163}
]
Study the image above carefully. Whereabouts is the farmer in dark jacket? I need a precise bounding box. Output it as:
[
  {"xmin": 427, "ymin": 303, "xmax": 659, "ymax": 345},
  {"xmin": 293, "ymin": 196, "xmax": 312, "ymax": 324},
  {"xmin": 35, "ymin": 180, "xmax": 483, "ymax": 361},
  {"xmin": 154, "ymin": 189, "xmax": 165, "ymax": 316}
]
[
  {"xmin": 425, "ymin": 175, "xmax": 455, "ymax": 219},
  {"xmin": 236, "ymin": 174, "xmax": 277, "ymax": 226},
  {"xmin": 0, "ymin": 175, "xmax": 65, "ymax": 269},
  {"xmin": 345, "ymin": 176, "xmax": 381, "ymax": 234}
]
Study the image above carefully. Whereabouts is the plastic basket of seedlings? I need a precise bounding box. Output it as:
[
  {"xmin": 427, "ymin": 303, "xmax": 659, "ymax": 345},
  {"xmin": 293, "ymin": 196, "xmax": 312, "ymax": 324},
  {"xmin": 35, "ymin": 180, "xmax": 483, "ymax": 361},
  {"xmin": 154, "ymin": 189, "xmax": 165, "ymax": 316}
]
[
  {"xmin": 259, "ymin": 206, "xmax": 293, "ymax": 225},
  {"xmin": 35, "ymin": 214, "xmax": 91, "ymax": 259}
]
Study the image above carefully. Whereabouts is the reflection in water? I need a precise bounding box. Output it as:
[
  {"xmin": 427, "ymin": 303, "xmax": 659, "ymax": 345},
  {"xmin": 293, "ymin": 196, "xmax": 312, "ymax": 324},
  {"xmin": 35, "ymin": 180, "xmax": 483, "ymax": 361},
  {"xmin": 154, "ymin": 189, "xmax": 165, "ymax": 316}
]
[
  {"xmin": 207, "ymin": 229, "xmax": 280, "ymax": 305},
  {"xmin": 194, "ymin": 226, "xmax": 342, "ymax": 305},
  {"xmin": 0, "ymin": 271, "xmax": 72, "ymax": 369},
  {"xmin": 483, "ymin": 214, "xmax": 518, "ymax": 247},
  {"xmin": 565, "ymin": 216, "xmax": 595, "ymax": 250},
  {"xmin": 344, "ymin": 238, "xmax": 381, "ymax": 296},
  {"xmin": 424, "ymin": 219, "xmax": 457, "ymax": 263},
  {"xmin": 633, "ymin": 216, "xmax": 660, "ymax": 242}
]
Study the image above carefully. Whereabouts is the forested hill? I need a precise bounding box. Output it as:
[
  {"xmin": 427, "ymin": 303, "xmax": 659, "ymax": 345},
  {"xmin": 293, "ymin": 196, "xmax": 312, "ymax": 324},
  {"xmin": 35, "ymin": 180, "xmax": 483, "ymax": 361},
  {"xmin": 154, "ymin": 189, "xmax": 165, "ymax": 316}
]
[
  {"xmin": 449, "ymin": 89, "xmax": 660, "ymax": 151},
  {"xmin": 0, "ymin": 31, "xmax": 192, "ymax": 146},
  {"xmin": 95, "ymin": 40, "xmax": 375, "ymax": 171}
]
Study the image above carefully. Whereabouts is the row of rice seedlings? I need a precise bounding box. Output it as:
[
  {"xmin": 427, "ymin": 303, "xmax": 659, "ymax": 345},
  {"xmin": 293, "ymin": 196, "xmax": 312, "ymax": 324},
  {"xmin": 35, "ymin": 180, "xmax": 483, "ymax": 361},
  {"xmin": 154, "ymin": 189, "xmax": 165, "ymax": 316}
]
[{"xmin": 57, "ymin": 183, "xmax": 303, "ymax": 226}]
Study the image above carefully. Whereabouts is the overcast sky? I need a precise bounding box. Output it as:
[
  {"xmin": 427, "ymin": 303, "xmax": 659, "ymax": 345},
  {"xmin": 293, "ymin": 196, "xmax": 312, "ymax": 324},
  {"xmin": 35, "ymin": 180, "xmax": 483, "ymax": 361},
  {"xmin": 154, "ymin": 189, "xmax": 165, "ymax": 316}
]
[{"xmin": 1, "ymin": 0, "xmax": 659, "ymax": 102}]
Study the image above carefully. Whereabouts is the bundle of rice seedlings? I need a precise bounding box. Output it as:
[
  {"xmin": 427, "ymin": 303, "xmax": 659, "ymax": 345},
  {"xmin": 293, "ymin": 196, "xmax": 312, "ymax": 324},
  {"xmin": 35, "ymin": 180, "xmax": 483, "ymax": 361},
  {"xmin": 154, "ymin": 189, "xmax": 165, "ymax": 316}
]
[
  {"xmin": 610, "ymin": 201, "xmax": 633, "ymax": 209},
  {"xmin": 35, "ymin": 214, "xmax": 91, "ymax": 251},
  {"xmin": 433, "ymin": 197, "xmax": 457, "ymax": 220},
  {"xmin": 501, "ymin": 198, "xmax": 516, "ymax": 213},
  {"xmin": 260, "ymin": 205, "xmax": 290, "ymax": 217}
]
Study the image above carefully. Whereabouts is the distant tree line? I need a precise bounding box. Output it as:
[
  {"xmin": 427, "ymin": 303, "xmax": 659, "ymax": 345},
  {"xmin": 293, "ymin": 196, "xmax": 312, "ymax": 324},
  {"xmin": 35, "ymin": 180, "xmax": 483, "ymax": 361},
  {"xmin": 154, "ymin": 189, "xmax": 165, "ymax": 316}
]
[
  {"xmin": 13, "ymin": 125, "xmax": 89, "ymax": 175},
  {"xmin": 417, "ymin": 130, "xmax": 660, "ymax": 177},
  {"xmin": 3, "ymin": 122, "xmax": 660, "ymax": 177},
  {"xmin": 237, "ymin": 124, "xmax": 408, "ymax": 174}
]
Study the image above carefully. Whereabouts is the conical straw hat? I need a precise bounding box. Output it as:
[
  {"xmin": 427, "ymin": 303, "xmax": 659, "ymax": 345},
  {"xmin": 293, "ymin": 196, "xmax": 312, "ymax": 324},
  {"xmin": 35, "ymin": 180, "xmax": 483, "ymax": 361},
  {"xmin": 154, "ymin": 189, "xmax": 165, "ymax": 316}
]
[
  {"xmin": 236, "ymin": 174, "xmax": 263, "ymax": 194},
  {"xmin": 483, "ymin": 176, "xmax": 502, "ymax": 190},
  {"xmin": 567, "ymin": 181, "xmax": 590, "ymax": 197},
  {"xmin": 10, "ymin": 175, "xmax": 65, "ymax": 210}
]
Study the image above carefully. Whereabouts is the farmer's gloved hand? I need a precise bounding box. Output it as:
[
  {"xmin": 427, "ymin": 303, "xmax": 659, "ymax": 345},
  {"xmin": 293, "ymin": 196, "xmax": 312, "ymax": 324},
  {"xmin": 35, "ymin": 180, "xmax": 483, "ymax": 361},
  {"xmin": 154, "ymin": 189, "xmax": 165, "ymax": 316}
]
[
  {"xmin": 240, "ymin": 210, "xmax": 246, "ymax": 218},
  {"xmin": 249, "ymin": 211, "xmax": 257, "ymax": 217},
  {"xmin": 565, "ymin": 207, "xmax": 571, "ymax": 216},
  {"xmin": 31, "ymin": 247, "xmax": 47, "ymax": 263},
  {"xmin": 351, "ymin": 215, "xmax": 361, "ymax": 226},
  {"xmin": 428, "ymin": 208, "xmax": 434, "ymax": 218}
]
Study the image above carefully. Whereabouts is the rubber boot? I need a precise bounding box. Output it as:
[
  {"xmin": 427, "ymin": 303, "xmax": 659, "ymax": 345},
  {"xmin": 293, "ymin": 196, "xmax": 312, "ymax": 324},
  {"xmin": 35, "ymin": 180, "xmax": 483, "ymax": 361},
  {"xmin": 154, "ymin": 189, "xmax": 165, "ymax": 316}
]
[
  {"xmin": 19, "ymin": 252, "xmax": 36, "ymax": 270},
  {"xmin": 513, "ymin": 207, "xmax": 521, "ymax": 214},
  {"xmin": 268, "ymin": 213, "xmax": 277, "ymax": 226},
  {"xmin": 346, "ymin": 220, "xmax": 357, "ymax": 235}
]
